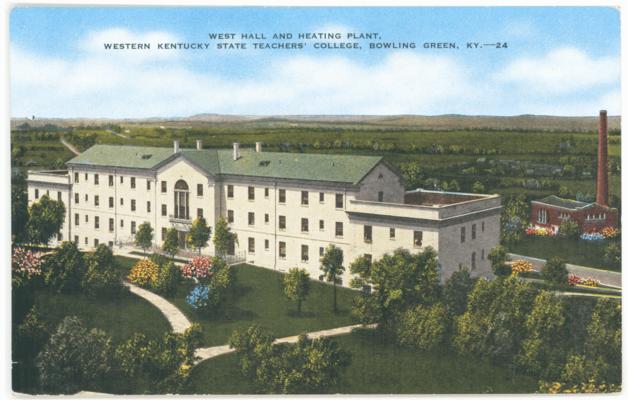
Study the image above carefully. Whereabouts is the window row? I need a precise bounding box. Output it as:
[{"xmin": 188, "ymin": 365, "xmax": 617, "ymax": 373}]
[
  {"xmin": 226, "ymin": 185, "xmax": 345, "ymax": 208},
  {"xmin": 73, "ymin": 235, "xmax": 114, "ymax": 249},
  {"xmin": 227, "ymin": 211, "xmax": 344, "ymax": 237},
  {"xmin": 74, "ymin": 213, "xmax": 137, "ymax": 234},
  {"xmin": 247, "ymin": 238, "xmax": 340, "ymax": 263},
  {"xmin": 362, "ymin": 225, "xmax": 424, "ymax": 247},
  {"xmin": 460, "ymin": 221, "xmax": 485, "ymax": 243},
  {"xmin": 33, "ymin": 189, "xmax": 62, "ymax": 202},
  {"xmin": 72, "ymin": 173, "xmax": 206, "ymax": 198}
]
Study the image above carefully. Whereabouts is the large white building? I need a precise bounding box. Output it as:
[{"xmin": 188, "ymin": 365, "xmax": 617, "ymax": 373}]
[{"xmin": 27, "ymin": 141, "xmax": 502, "ymax": 284}]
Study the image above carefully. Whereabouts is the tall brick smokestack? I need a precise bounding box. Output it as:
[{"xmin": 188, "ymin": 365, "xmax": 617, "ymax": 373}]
[{"xmin": 596, "ymin": 110, "xmax": 609, "ymax": 206}]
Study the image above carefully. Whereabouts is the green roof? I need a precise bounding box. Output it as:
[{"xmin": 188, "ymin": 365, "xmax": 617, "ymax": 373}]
[
  {"xmin": 535, "ymin": 195, "xmax": 590, "ymax": 210},
  {"xmin": 67, "ymin": 144, "xmax": 385, "ymax": 185}
]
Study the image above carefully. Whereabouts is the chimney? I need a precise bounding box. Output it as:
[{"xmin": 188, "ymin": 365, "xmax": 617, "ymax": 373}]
[
  {"xmin": 596, "ymin": 110, "xmax": 609, "ymax": 206},
  {"xmin": 255, "ymin": 142, "xmax": 262, "ymax": 153},
  {"xmin": 196, "ymin": 139, "xmax": 203, "ymax": 150},
  {"xmin": 173, "ymin": 140, "xmax": 179, "ymax": 154},
  {"xmin": 233, "ymin": 142, "xmax": 240, "ymax": 161}
]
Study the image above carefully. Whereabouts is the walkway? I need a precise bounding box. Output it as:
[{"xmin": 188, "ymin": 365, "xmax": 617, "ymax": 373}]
[
  {"xmin": 509, "ymin": 253, "xmax": 621, "ymax": 288},
  {"xmin": 194, "ymin": 323, "xmax": 378, "ymax": 364},
  {"xmin": 60, "ymin": 137, "xmax": 81, "ymax": 155},
  {"xmin": 123, "ymin": 281, "xmax": 192, "ymax": 334}
]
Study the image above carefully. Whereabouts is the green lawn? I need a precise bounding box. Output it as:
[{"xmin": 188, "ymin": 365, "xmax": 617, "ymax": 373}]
[
  {"xmin": 184, "ymin": 329, "xmax": 538, "ymax": 394},
  {"xmin": 508, "ymin": 236, "xmax": 618, "ymax": 271},
  {"xmin": 116, "ymin": 257, "xmax": 358, "ymax": 346}
]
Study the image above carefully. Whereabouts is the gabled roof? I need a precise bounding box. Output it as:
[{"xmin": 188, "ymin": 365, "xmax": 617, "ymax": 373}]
[
  {"xmin": 67, "ymin": 144, "xmax": 386, "ymax": 185},
  {"xmin": 533, "ymin": 195, "xmax": 591, "ymax": 210}
]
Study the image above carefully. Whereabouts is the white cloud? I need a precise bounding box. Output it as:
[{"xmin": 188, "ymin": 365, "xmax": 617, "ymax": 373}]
[{"xmin": 495, "ymin": 47, "xmax": 620, "ymax": 95}]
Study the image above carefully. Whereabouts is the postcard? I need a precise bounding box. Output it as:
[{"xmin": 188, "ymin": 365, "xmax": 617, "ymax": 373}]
[{"xmin": 8, "ymin": 3, "xmax": 622, "ymax": 396}]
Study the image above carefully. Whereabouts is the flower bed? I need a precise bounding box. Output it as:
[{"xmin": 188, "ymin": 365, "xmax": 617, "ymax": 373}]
[
  {"xmin": 127, "ymin": 259, "xmax": 159, "ymax": 287},
  {"xmin": 525, "ymin": 226, "xmax": 556, "ymax": 237},
  {"xmin": 601, "ymin": 227, "xmax": 620, "ymax": 239},
  {"xmin": 510, "ymin": 260, "xmax": 534, "ymax": 275},
  {"xmin": 580, "ymin": 232, "xmax": 605, "ymax": 242},
  {"xmin": 180, "ymin": 256, "xmax": 213, "ymax": 282},
  {"xmin": 568, "ymin": 274, "xmax": 599, "ymax": 287},
  {"xmin": 12, "ymin": 247, "xmax": 43, "ymax": 279}
]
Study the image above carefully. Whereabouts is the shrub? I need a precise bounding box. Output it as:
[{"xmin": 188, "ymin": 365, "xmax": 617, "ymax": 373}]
[
  {"xmin": 542, "ymin": 257, "xmax": 568, "ymax": 288},
  {"xmin": 12, "ymin": 247, "xmax": 43, "ymax": 280},
  {"xmin": 396, "ymin": 303, "xmax": 448, "ymax": 351},
  {"xmin": 149, "ymin": 252, "xmax": 169, "ymax": 267},
  {"xmin": 511, "ymin": 260, "xmax": 534, "ymax": 275},
  {"xmin": 15, "ymin": 306, "xmax": 49, "ymax": 360},
  {"xmin": 558, "ymin": 220, "xmax": 580, "ymax": 239},
  {"xmin": 603, "ymin": 242, "xmax": 620, "ymax": 268},
  {"xmin": 82, "ymin": 244, "xmax": 124, "ymax": 297},
  {"xmin": 186, "ymin": 284, "xmax": 214, "ymax": 312},
  {"xmin": 43, "ymin": 241, "xmax": 86, "ymax": 293},
  {"xmin": 488, "ymin": 245, "xmax": 511, "ymax": 277},
  {"xmin": 442, "ymin": 268, "xmax": 475, "ymax": 316},
  {"xmin": 127, "ymin": 259, "xmax": 159, "ymax": 288},
  {"xmin": 36, "ymin": 316, "xmax": 113, "ymax": 394},
  {"xmin": 601, "ymin": 227, "xmax": 619, "ymax": 239},
  {"xmin": 153, "ymin": 262, "xmax": 180, "ymax": 297},
  {"xmin": 283, "ymin": 268, "xmax": 311, "ymax": 314},
  {"xmin": 180, "ymin": 256, "xmax": 213, "ymax": 282}
]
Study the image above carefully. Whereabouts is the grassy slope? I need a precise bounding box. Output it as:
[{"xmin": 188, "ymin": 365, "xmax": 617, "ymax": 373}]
[
  {"xmin": 116, "ymin": 257, "xmax": 357, "ymax": 346},
  {"xmin": 184, "ymin": 329, "xmax": 537, "ymax": 394}
]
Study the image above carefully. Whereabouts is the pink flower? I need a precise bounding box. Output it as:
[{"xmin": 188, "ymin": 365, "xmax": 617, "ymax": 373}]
[
  {"xmin": 12, "ymin": 247, "xmax": 43, "ymax": 279},
  {"xmin": 180, "ymin": 256, "xmax": 213, "ymax": 280}
]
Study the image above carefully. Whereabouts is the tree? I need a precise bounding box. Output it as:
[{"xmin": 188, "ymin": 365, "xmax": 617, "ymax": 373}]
[
  {"xmin": 558, "ymin": 220, "xmax": 580, "ymax": 239},
  {"xmin": 584, "ymin": 299, "xmax": 621, "ymax": 384},
  {"xmin": 162, "ymin": 227, "xmax": 179, "ymax": 259},
  {"xmin": 488, "ymin": 245, "xmax": 511, "ymax": 276},
  {"xmin": 516, "ymin": 291, "xmax": 567, "ymax": 379},
  {"xmin": 542, "ymin": 257, "xmax": 568, "ymax": 288},
  {"xmin": 25, "ymin": 194, "xmax": 65, "ymax": 245},
  {"xmin": 501, "ymin": 195, "xmax": 528, "ymax": 244},
  {"xmin": 135, "ymin": 222, "xmax": 154, "ymax": 255},
  {"xmin": 443, "ymin": 267, "xmax": 476, "ymax": 316},
  {"xmin": 36, "ymin": 316, "xmax": 113, "ymax": 394},
  {"xmin": 229, "ymin": 324, "xmax": 275, "ymax": 380},
  {"xmin": 396, "ymin": 303, "xmax": 449, "ymax": 351},
  {"xmin": 319, "ymin": 245, "xmax": 345, "ymax": 313},
  {"xmin": 213, "ymin": 217, "xmax": 237, "ymax": 257},
  {"xmin": 82, "ymin": 244, "xmax": 124, "ymax": 296},
  {"xmin": 350, "ymin": 247, "xmax": 441, "ymax": 330},
  {"xmin": 603, "ymin": 242, "xmax": 620, "ymax": 268},
  {"xmin": 472, "ymin": 181, "xmax": 485, "ymax": 193},
  {"xmin": 187, "ymin": 217, "xmax": 211, "ymax": 254},
  {"xmin": 153, "ymin": 262, "xmax": 180, "ymax": 297},
  {"xmin": 11, "ymin": 184, "xmax": 29, "ymax": 243},
  {"xmin": 283, "ymin": 268, "xmax": 311, "ymax": 314},
  {"xmin": 43, "ymin": 241, "xmax": 85, "ymax": 293}
]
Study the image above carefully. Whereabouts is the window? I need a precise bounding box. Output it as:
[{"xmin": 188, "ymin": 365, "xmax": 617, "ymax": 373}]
[
  {"xmin": 279, "ymin": 242, "xmax": 286, "ymax": 258},
  {"xmin": 197, "ymin": 208, "xmax": 203, "ymax": 219},
  {"xmin": 94, "ymin": 174, "xmax": 99, "ymax": 185},
  {"xmin": 95, "ymin": 195, "xmax": 99, "ymax": 207},
  {"xmin": 109, "ymin": 218, "xmax": 114, "ymax": 232},
  {"xmin": 34, "ymin": 189, "xmax": 39, "ymax": 199},
  {"xmin": 335, "ymin": 193, "xmax": 343, "ymax": 208},
  {"xmin": 161, "ymin": 181, "xmax": 167, "ymax": 193},
  {"xmin": 131, "ymin": 221, "xmax": 136, "ymax": 234},
  {"xmin": 131, "ymin": 177, "xmax": 136, "ymax": 189},
  {"xmin": 74, "ymin": 213, "xmax": 79, "ymax": 226},
  {"xmin": 264, "ymin": 188, "xmax": 269, "ymax": 198},
  {"xmin": 131, "ymin": 199, "xmax": 136, "ymax": 212},
  {"xmin": 460, "ymin": 227, "xmax": 466, "ymax": 243},
  {"xmin": 161, "ymin": 228, "xmax": 167, "ymax": 240},
  {"xmin": 74, "ymin": 193, "xmax": 79, "ymax": 204},
  {"xmin": 248, "ymin": 237, "xmax": 255, "ymax": 253},
  {"xmin": 84, "ymin": 173, "xmax": 88, "ymax": 181},
  {"xmin": 147, "ymin": 180, "xmax": 151, "ymax": 190},
  {"xmin": 46, "ymin": 190, "xmax": 49, "ymax": 196},
  {"xmin": 228, "ymin": 210, "xmax": 234, "ymax": 223},
  {"xmin": 174, "ymin": 180, "xmax": 189, "ymax": 219},
  {"xmin": 319, "ymin": 247, "xmax": 325, "ymax": 257},
  {"xmin": 85, "ymin": 237, "xmax": 88, "ymax": 245},
  {"xmin": 85, "ymin": 194, "xmax": 88, "ymax": 202},
  {"xmin": 471, "ymin": 252, "xmax": 477, "ymax": 270},
  {"xmin": 319, "ymin": 192, "xmax": 325, "ymax": 203},
  {"xmin": 537, "ymin": 209, "xmax": 548, "ymax": 224},
  {"xmin": 364, "ymin": 225, "xmax": 372, "ymax": 243},
  {"xmin": 120, "ymin": 219, "xmax": 124, "ymax": 228},
  {"xmin": 74, "ymin": 172, "xmax": 79, "ymax": 183},
  {"xmin": 95, "ymin": 216, "xmax": 100, "ymax": 229},
  {"xmin": 301, "ymin": 191, "xmax": 309, "ymax": 206},
  {"xmin": 265, "ymin": 213, "xmax": 269, "ymax": 224},
  {"xmin": 248, "ymin": 212, "xmax": 255, "ymax": 226},
  {"xmin": 120, "ymin": 176, "xmax": 124, "ymax": 184},
  {"xmin": 120, "ymin": 198, "xmax": 124, "ymax": 206},
  {"xmin": 57, "ymin": 191, "xmax": 62, "ymax": 201},
  {"xmin": 481, "ymin": 249, "xmax": 485, "ymax": 260},
  {"xmin": 197, "ymin": 184, "xmax": 203, "ymax": 197},
  {"xmin": 414, "ymin": 231, "xmax": 423, "ymax": 247},
  {"xmin": 301, "ymin": 218, "xmax": 309, "ymax": 232},
  {"xmin": 364, "ymin": 254, "xmax": 372, "ymax": 263},
  {"xmin": 335, "ymin": 222, "xmax": 343, "ymax": 237},
  {"xmin": 472, "ymin": 224, "xmax": 477, "ymax": 240},
  {"xmin": 108, "ymin": 241, "xmax": 113, "ymax": 248},
  {"xmin": 378, "ymin": 191, "xmax": 384, "ymax": 202},
  {"xmin": 74, "ymin": 235, "xmax": 79, "ymax": 244},
  {"xmin": 279, "ymin": 215, "xmax": 286, "ymax": 230},
  {"xmin": 301, "ymin": 245, "xmax": 309, "ymax": 262},
  {"xmin": 109, "ymin": 175, "xmax": 114, "ymax": 186},
  {"xmin": 279, "ymin": 189, "xmax": 286, "ymax": 203},
  {"xmin": 390, "ymin": 228, "xmax": 396, "ymax": 239},
  {"xmin": 227, "ymin": 185, "xmax": 234, "ymax": 198},
  {"xmin": 481, "ymin": 221, "xmax": 485, "ymax": 232},
  {"xmin": 248, "ymin": 186, "xmax": 255, "ymax": 201},
  {"xmin": 94, "ymin": 239, "xmax": 99, "ymax": 247},
  {"xmin": 319, "ymin": 220, "xmax": 325, "ymax": 231},
  {"xmin": 109, "ymin": 197, "xmax": 114, "ymax": 208},
  {"xmin": 264, "ymin": 239, "xmax": 269, "ymax": 250},
  {"xmin": 85, "ymin": 214, "xmax": 89, "ymax": 222},
  {"xmin": 147, "ymin": 201, "xmax": 151, "ymax": 213}
]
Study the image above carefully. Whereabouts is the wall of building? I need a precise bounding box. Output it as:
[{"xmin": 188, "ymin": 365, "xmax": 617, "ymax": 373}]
[
  {"xmin": 355, "ymin": 162, "xmax": 405, "ymax": 203},
  {"xmin": 531, "ymin": 202, "xmax": 619, "ymax": 233}
]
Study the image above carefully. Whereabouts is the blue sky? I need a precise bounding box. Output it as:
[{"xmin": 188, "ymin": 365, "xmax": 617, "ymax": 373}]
[{"xmin": 10, "ymin": 6, "xmax": 621, "ymax": 118}]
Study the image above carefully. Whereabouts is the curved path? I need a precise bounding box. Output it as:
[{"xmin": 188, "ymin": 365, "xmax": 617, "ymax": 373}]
[
  {"xmin": 194, "ymin": 323, "xmax": 378, "ymax": 364},
  {"xmin": 123, "ymin": 281, "xmax": 192, "ymax": 334}
]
